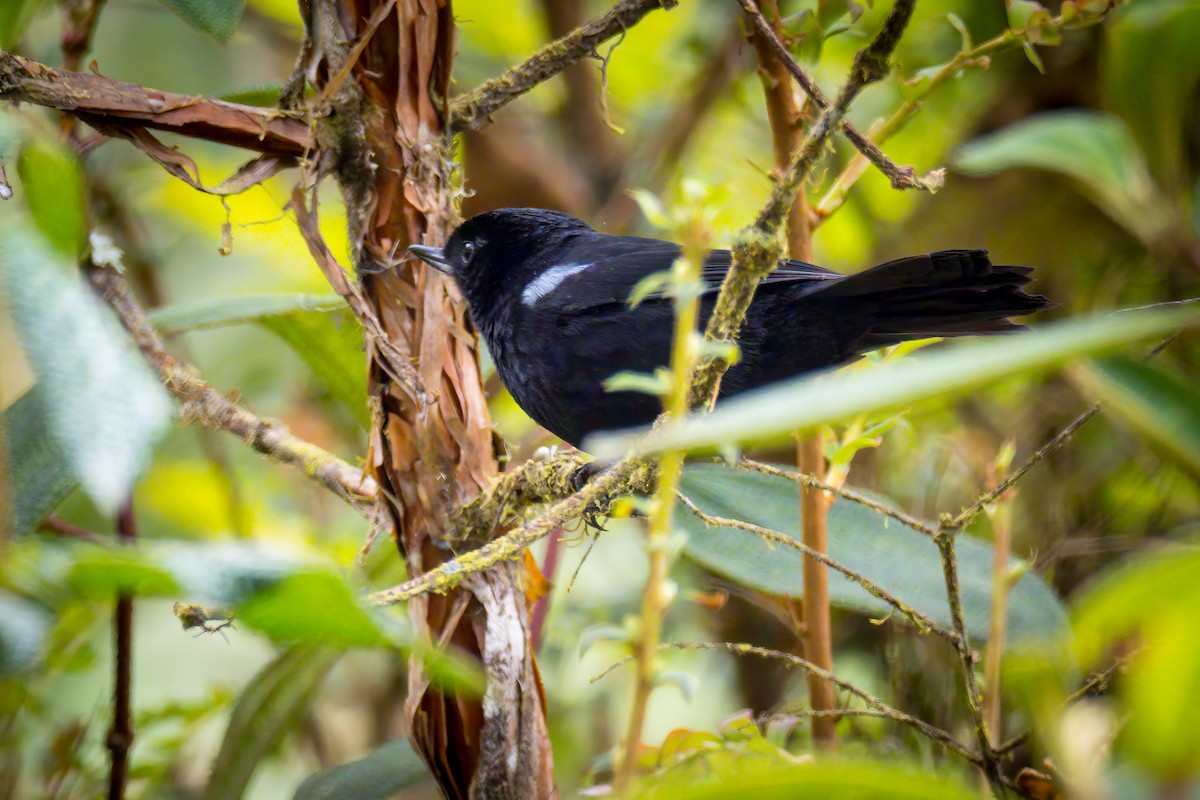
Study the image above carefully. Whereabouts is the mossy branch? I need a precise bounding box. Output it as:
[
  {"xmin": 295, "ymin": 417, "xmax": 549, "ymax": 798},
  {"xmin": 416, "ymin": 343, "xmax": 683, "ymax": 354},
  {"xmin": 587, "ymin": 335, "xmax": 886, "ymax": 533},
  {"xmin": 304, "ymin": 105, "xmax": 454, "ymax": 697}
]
[
  {"xmin": 88, "ymin": 261, "xmax": 383, "ymax": 521},
  {"xmin": 448, "ymin": 0, "xmax": 678, "ymax": 133},
  {"xmin": 688, "ymin": 0, "xmax": 917, "ymax": 407},
  {"xmin": 448, "ymin": 451, "xmax": 592, "ymax": 545},
  {"xmin": 676, "ymin": 492, "xmax": 960, "ymax": 644},
  {"xmin": 371, "ymin": 458, "xmax": 657, "ymax": 605}
]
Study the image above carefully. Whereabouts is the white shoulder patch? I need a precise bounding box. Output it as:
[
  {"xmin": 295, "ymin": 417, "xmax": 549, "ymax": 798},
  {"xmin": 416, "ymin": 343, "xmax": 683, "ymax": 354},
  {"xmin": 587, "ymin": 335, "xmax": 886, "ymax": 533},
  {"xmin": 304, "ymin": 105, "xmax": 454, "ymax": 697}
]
[{"xmin": 521, "ymin": 263, "xmax": 594, "ymax": 307}]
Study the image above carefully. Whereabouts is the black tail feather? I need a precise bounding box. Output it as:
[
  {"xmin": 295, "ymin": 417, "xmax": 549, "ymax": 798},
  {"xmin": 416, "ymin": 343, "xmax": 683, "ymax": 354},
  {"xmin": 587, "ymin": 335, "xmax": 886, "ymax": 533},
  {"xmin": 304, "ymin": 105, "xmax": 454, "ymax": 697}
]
[{"xmin": 831, "ymin": 249, "xmax": 1053, "ymax": 353}]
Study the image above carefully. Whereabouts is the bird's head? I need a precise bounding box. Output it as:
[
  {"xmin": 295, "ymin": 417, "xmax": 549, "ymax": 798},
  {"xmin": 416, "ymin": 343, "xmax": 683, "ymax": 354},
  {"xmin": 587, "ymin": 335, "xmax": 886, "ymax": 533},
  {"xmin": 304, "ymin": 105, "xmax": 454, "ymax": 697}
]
[{"xmin": 408, "ymin": 208, "xmax": 594, "ymax": 315}]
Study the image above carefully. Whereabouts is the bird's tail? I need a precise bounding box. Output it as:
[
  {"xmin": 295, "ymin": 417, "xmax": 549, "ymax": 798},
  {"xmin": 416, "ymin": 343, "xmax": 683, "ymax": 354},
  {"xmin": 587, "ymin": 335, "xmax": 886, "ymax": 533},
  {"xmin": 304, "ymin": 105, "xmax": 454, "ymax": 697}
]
[{"xmin": 823, "ymin": 249, "xmax": 1053, "ymax": 351}]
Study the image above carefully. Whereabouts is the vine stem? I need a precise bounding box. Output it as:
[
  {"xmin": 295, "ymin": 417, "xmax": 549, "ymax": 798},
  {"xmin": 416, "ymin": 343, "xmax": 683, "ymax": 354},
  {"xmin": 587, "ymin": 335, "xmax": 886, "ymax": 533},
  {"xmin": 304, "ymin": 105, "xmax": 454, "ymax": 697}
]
[{"xmin": 613, "ymin": 224, "xmax": 706, "ymax": 793}]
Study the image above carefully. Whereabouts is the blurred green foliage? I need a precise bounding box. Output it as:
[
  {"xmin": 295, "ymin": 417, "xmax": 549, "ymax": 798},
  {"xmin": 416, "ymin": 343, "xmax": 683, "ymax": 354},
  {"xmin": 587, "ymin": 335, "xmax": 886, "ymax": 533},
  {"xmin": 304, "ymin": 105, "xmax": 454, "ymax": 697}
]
[{"xmin": 0, "ymin": 0, "xmax": 1198, "ymax": 798}]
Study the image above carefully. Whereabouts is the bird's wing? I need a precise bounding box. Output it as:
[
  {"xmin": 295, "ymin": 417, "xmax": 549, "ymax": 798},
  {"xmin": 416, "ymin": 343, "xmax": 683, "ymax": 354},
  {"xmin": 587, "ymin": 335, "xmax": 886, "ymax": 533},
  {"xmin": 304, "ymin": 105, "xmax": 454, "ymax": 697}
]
[{"xmin": 536, "ymin": 236, "xmax": 843, "ymax": 314}]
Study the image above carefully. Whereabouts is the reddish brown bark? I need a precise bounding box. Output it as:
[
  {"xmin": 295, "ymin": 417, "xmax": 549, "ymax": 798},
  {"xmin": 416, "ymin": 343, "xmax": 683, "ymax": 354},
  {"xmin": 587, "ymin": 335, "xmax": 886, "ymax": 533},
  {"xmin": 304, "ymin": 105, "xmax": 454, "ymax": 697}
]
[{"xmin": 302, "ymin": 2, "xmax": 553, "ymax": 796}]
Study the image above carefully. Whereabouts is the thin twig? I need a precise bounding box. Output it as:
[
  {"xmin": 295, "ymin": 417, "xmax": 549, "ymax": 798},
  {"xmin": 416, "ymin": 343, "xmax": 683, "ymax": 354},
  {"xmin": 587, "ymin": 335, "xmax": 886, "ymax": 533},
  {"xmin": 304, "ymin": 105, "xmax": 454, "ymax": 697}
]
[
  {"xmin": 86, "ymin": 262, "xmax": 384, "ymax": 521},
  {"xmin": 591, "ymin": 641, "xmax": 980, "ymax": 765},
  {"xmin": 739, "ymin": 458, "xmax": 937, "ymax": 536},
  {"xmin": 935, "ymin": 535, "xmax": 1005, "ymax": 796},
  {"xmin": 995, "ymin": 656, "xmax": 1130, "ymax": 757},
  {"xmin": 737, "ymin": 0, "xmax": 944, "ymax": 193},
  {"xmin": 39, "ymin": 515, "xmax": 104, "ymax": 543},
  {"xmin": 107, "ymin": 499, "xmax": 135, "ymax": 800},
  {"xmin": 946, "ymin": 406, "xmax": 1100, "ymax": 534},
  {"xmin": 613, "ymin": 221, "xmax": 708, "ymax": 793},
  {"xmin": 676, "ymin": 493, "xmax": 960, "ymax": 645},
  {"xmin": 448, "ymin": 0, "xmax": 678, "ymax": 132}
]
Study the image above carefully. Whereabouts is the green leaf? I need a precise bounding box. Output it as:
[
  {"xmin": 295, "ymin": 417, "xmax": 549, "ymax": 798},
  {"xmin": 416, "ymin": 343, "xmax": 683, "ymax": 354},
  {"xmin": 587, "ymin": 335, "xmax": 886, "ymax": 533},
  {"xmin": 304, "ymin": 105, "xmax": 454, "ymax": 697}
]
[
  {"xmin": 2, "ymin": 390, "xmax": 77, "ymax": 536},
  {"xmin": 587, "ymin": 306, "xmax": 1200, "ymax": 459},
  {"xmin": 0, "ymin": 0, "xmax": 48, "ymax": 49},
  {"xmin": 636, "ymin": 757, "xmax": 975, "ymax": 799},
  {"xmin": 677, "ymin": 464, "xmax": 1067, "ymax": 641},
  {"xmin": 294, "ymin": 739, "xmax": 430, "ymax": 800},
  {"xmin": 204, "ymin": 644, "xmax": 341, "ymax": 800},
  {"xmin": 954, "ymin": 110, "xmax": 1169, "ymax": 243},
  {"xmin": 237, "ymin": 572, "xmax": 389, "ymax": 648},
  {"xmin": 1071, "ymin": 549, "xmax": 1200, "ymax": 776},
  {"xmin": 149, "ymin": 295, "xmax": 366, "ymax": 426},
  {"xmin": 0, "ymin": 592, "xmax": 52, "ymax": 674},
  {"xmin": 147, "ymin": 294, "xmax": 345, "ymax": 333},
  {"xmin": 157, "ymin": 0, "xmax": 245, "ymax": 42},
  {"xmin": 0, "ymin": 221, "xmax": 172, "ymax": 512},
  {"xmin": 1102, "ymin": 0, "xmax": 1200, "ymax": 199},
  {"xmin": 16, "ymin": 136, "xmax": 86, "ymax": 256},
  {"xmin": 1078, "ymin": 356, "xmax": 1200, "ymax": 482}
]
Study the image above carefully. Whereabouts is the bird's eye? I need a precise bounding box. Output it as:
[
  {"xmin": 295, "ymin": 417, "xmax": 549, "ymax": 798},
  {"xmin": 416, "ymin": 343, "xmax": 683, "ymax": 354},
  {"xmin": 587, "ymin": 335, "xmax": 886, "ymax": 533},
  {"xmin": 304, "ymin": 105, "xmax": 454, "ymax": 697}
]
[{"xmin": 461, "ymin": 241, "xmax": 477, "ymax": 265}]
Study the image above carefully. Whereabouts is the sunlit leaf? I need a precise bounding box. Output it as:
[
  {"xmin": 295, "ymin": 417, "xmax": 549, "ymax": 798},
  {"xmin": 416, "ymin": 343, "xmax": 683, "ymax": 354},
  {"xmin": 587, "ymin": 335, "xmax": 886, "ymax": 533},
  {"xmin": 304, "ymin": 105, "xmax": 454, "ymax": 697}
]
[
  {"xmin": 16, "ymin": 135, "xmax": 86, "ymax": 256},
  {"xmin": 237, "ymin": 572, "xmax": 388, "ymax": 648},
  {"xmin": 148, "ymin": 294, "xmax": 345, "ymax": 333},
  {"xmin": 0, "ymin": 592, "xmax": 52, "ymax": 674},
  {"xmin": 0, "ymin": 221, "xmax": 172, "ymax": 512},
  {"xmin": 203, "ymin": 644, "xmax": 340, "ymax": 800},
  {"xmin": 587, "ymin": 307, "xmax": 1200, "ymax": 458},
  {"xmin": 636, "ymin": 757, "xmax": 975, "ymax": 799},
  {"xmin": 157, "ymin": 0, "xmax": 245, "ymax": 42},
  {"xmin": 1078, "ymin": 356, "xmax": 1200, "ymax": 482},
  {"xmin": 294, "ymin": 739, "xmax": 430, "ymax": 800},
  {"xmin": 677, "ymin": 464, "xmax": 1067, "ymax": 641},
  {"xmin": 954, "ymin": 111, "xmax": 1169, "ymax": 243},
  {"xmin": 1102, "ymin": 0, "xmax": 1200, "ymax": 198},
  {"xmin": 1072, "ymin": 549, "xmax": 1200, "ymax": 777},
  {"xmin": 1, "ymin": 390, "xmax": 76, "ymax": 536}
]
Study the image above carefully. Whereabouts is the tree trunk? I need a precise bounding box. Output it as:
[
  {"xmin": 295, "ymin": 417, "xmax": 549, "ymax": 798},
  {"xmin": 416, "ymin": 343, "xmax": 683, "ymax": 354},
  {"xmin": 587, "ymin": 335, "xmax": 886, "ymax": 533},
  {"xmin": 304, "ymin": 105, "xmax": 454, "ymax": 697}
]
[{"xmin": 303, "ymin": 2, "xmax": 554, "ymax": 796}]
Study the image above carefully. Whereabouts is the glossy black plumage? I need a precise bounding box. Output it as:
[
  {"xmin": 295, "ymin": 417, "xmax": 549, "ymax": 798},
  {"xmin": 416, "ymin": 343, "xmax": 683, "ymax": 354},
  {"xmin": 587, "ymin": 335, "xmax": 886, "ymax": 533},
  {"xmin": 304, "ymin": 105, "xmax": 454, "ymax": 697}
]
[{"xmin": 409, "ymin": 208, "xmax": 1052, "ymax": 448}]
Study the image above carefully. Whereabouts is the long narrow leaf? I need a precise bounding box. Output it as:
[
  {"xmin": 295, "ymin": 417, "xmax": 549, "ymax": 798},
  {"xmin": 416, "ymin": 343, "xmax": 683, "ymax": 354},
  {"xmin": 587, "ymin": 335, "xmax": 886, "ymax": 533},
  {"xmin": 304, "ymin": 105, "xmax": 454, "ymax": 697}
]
[{"xmin": 587, "ymin": 307, "xmax": 1200, "ymax": 458}]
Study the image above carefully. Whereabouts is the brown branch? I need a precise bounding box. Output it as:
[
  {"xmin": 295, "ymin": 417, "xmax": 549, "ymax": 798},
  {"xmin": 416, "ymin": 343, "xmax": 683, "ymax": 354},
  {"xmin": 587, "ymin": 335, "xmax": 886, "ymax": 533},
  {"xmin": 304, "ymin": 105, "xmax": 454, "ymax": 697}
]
[
  {"xmin": 86, "ymin": 259, "xmax": 383, "ymax": 520},
  {"xmin": 39, "ymin": 515, "xmax": 104, "ymax": 543},
  {"xmin": 745, "ymin": 0, "xmax": 836, "ymax": 747},
  {"xmin": 0, "ymin": 50, "xmax": 313, "ymax": 156},
  {"xmin": 737, "ymin": 0, "xmax": 943, "ymax": 193},
  {"xmin": 591, "ymin": 641, "xmax": 980, "ymax": 765},
  {"xmin": 448, "ymin": 0, "xmax": 678, "ymax": 132},
  {"xmin": 107, "ymin": 498, "xmax": 135, "ymax": 800}
]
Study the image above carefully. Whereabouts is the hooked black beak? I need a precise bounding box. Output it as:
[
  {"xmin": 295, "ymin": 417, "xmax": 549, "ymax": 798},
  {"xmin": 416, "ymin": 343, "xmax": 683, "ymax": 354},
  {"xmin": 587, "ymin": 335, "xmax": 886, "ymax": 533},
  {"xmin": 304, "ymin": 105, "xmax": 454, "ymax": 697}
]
[{"xmin": 408, "ymin": 244, "xmax": 453, "ymax": 276}]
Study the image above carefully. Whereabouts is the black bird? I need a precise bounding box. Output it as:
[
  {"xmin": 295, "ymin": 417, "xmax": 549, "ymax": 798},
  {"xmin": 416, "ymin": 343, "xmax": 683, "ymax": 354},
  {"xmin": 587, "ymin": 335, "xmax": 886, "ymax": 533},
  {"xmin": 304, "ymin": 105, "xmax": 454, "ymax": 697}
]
[{"xmin": 409, "ymin": 208, "xmax": 1051, "ymax": 448}]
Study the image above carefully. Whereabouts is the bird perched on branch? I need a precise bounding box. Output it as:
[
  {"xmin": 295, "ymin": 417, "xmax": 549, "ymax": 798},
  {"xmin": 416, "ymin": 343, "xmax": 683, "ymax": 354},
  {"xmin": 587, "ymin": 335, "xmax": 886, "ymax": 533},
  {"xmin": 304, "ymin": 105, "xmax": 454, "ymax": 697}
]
[{"xmin": 409, "ymin": 208, "xmax": 1051, "ymax": 448}]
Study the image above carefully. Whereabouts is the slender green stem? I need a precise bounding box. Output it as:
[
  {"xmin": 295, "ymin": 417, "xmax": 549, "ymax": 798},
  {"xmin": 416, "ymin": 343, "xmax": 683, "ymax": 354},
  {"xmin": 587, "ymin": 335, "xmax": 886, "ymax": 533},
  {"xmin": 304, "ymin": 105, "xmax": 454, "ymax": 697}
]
[{"xmin": 614, "ymin": 228, "xmax": 706, "ymax": 794}]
